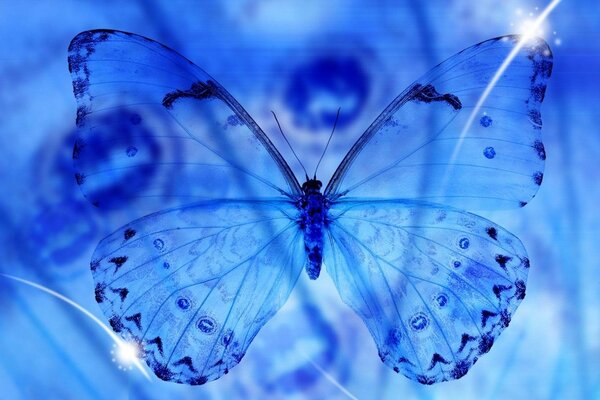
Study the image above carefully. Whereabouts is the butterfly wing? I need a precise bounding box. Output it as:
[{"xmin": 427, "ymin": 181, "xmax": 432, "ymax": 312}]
[
  {"xmin": 325, "ymin": 35, "xmax": 552, "ymax": 210},
  {"xmin": 324, "ymin": 201, "xmax": 529, "ymax": 383},
  {"xmin": 68, "ymin": 30, "xmax": 301, "ymax": 213},
  {"xmin": 92, "ymin": 200, "xmax": 305, "ymax": 384}
]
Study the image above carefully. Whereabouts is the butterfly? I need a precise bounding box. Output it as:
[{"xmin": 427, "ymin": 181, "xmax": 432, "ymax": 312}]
[{"xmin": 68, "ymin": 30, "xmax": 552, "ymax": 385}]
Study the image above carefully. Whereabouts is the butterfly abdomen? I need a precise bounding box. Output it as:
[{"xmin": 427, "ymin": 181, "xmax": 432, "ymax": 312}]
[{"xmin": 299, "ymin": 179, "xmax": 327, "ymax": 280}]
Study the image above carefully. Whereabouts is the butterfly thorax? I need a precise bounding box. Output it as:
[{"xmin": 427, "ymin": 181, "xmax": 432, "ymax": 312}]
[{"xmin": 298, "ymin": 178, "xmax": 328, "ymax": 280}]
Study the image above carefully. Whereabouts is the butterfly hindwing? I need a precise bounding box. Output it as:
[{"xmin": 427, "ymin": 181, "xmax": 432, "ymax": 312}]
[
  {"xmin": 324, "ymin": 201, "xmax": 529, "ymax": 383},
  {"xmin": 325, "ymin": 35, "xmax": 552, "ymax": 210},
  {"xmin": 68, "ymin": 30, "xmax": 300, "ymax": 214},
  {"xmin": 91, "ymin": 200, "xmax": 305, "ymax": 384}
]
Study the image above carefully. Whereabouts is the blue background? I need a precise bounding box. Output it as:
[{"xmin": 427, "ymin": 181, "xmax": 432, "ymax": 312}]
[{"xmin": 0, "ymin": 1, "xmax": 598, "ymax": 399}]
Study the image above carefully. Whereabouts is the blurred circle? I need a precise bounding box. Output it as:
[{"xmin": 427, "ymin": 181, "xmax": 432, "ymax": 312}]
[{"xmin": 284, "ymin": 55, "xmax": 370, "ymax": 130}]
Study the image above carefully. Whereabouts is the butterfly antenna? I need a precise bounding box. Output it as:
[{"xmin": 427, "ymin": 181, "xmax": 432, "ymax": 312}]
[
  {"xmin": 271, "ymin": 111, "xmax": 309, "ymax": 179},
  {"xmin": 313, "ymin": 107, "xmax": 341, "ymax": 179}
]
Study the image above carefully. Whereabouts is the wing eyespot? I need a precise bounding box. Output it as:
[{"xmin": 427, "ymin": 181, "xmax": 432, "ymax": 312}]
[
  {"xmin": 409, "ymin": 312, "xmax": 429, "ymax": 332},
  {"xmin": 197, "ymin": 316, "xmax": 217, "ymax": 334},
  {"xmin": 458, "ymin": 237, "xmax": 470, "ymax": 250}
]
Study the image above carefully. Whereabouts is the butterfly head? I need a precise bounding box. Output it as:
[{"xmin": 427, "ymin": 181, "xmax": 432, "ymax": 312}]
[{"xmin": 301, "ymin": 178, "xmax": 323, "ymax": 194}]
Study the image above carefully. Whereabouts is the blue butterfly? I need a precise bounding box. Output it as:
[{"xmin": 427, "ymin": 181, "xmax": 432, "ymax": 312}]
[{"xmin": 68, "ymin": 30, "xmax": 552, "ymax": 385}]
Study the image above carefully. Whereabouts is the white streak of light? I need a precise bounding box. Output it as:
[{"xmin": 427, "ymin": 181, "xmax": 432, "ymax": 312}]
[
  {"xmin": 1, "ymin": 273, "xmax": 151, "ymax": 381},
  {"xmin": 302, "ymin": 352, "xmax": 359, "ymax": 400},
  {"xmin": 443, "ymin": 0, "xmax": 561, "ymax": 184}
]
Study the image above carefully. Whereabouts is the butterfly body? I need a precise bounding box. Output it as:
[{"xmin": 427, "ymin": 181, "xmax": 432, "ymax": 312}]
[
  {"xmin": 68, "ymin": 30, "xmax": 552, "ymax": 385},
  {"xmin": 298, "ymin": 178, "xmax": 327, "ymax": 280}
]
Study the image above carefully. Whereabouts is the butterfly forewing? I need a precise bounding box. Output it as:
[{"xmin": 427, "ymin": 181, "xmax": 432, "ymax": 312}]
[
  {"xmin": 325, "ymin": 35, "xmax": 552, "ymax": 211},
  {"xmin": 69, "ymin": 30, "xmax": 301, "ymax": 215}
]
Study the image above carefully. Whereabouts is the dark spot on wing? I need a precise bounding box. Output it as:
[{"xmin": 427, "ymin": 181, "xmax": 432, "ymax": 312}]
[
  {"xmin": 72, "ymin": 77, "xmax": 89, "ymax": 99},
  {"xmin": 478, "ymin": 334, "xmax": 494, "ymax": 355},
  {"xmin": 522, "ymin": 257, "xmax": 530, "ymax": 269},
  {"xmin": 189, "ymin": 376, "xmax": 208, "ymax": 385},
  {"xmin": 393, "ymin": 366, "xmax": 400, "ymax": 373},
  {"xmin": 409, "ymin": 312, "xmax": 429, "ymax": 331},
  {"xmin": 515, "ymin": 280, "xmax": 526, "ymax": 300},
  {"xmin": 528, "ymin": 109, "xmax": 542, "ymax": 126},
  {"xmin": 458, "ymin": 333, "xmax": 477, "ymax": 353},
  {"xmin": 417, "ymin": 375, "xmax": 436, "ymax": 385},
  {"xmin": 385, "ymin": 328, "xmax": 402, "ymax": 347},
  {"xmin": 94, "ymin": 282, "xmax": 107, "ymax": 303},
  {"xmin": 428, "ymin": 353, "xmax": 451, "ymax": 370},
  {"xmin": 232, "ymin": 349, "xmax": 245, "ymax": 363},
  {"xmin": 75, "ymin": 172, "xmax": 86, "ymax": 185},
  {"xmin": 458, "ymin": 237, "xmax": 470, "ymax": 249},
  {"xmin": 397, "ymin": 357, "xmax": 413, "ymax": 366},
  {"xmin": 450, "ymin": 360, "xmax": 470, "ymax": 379},
  {"xmin": 75, "ymin": 105, "xmax": 89, "ymax": 127},
  {"xmin": 483, "ymin": 146, "xmax": 496, "ymax": 159},
  {"xmin": 411, "ymin": 83, "xmax": 462, "ymax": 110},
  {"xmin": 495, "ymin": 254, "xmax": 512, "ymax": 271},
  {"xmin": 529, "ymin": 51, "xmax": 553, "ymax": 82},
  {"xmin": 173, "ymin": 356, "xmax": 198, "ymax": 373},
  {"xmin": 227, "ymin": 115, "xmax": 242, "ymax": 126},
  {"xmin": 111, "ymin": 287, "xmax": 129, "ymax": 302},
  {"xmin": 73, "ymin": 138, "xmax": 85, "ymax": 160},
  {"xmin": 480, "ymin": 115, "xmax": 493, "ymax": 127},
  {"xmin": 531, "ymin": 84, "xmax": 547, "ymax": 102},
  {"xmin": 109, "ymin": 315, "xmax": 124, "ymax": 333},
  {"xmin": 533, "ymin": 140, "xmax": 546, "ymax": 160},
  {"xmin": 492, "ymin": 284, "xmax": 512, "ymax": 299},
  {"xmin": 67, "ymin": 53, "xmax": 85, "ymax": 74},
  {"xmin": 125, "ymin": 312, "xmax": 142, "ymax": 330},
  {"xmin": 90, "ymin": 259, "xmax": 100, "ymax": 272},
  {"xmin": 162, "ymin": 80, "xmax": 219, "ymax": 109},
  {"xmin": 154, "ymin": 363, "xmax": 174, "ymax": 381},
  {"xmin": 486, "ymin": 227, "xmax": 498, "ymax": 240},
  {"xmin": 533, "ymin": 171, "xmax": 544, "ymax": 186},
  {"xmin": 68, "ymin": 31, "xmax": 102, "ymax": 55},
  {"xmin": 519, "ymin": 201, "xmax": 528, "ymax": 207},
  {"xmin": 108, "ymin": 256, "xmax": 128, "ymax": 274},
  {"xmin": 124, "ymin": 228, "xmax": 136, "ymax": 240},
  {"xmin": 222, "ymin": 330, "xmax": 233, "ymax": 347},
  {"xmin": 197, "ymin": 316, "xmax": 217, "ymax": 334},
  {"xmin": 176, "ymin": 297, "xmax": 190, "ymax": 310},
  {"xmin": 500, "ymin": 310, "xmax": 511, "ymax": 327},
  {"xmin": 147, "ymin": 336, "xmax": 164, "ymax": 356},
  {"xmin": 212, "ymin": 359, "xmax": 224, "ymax": 368},
  {"xmin": 481, "ymin": 310, "xmax": 497, "ymax": 328}
]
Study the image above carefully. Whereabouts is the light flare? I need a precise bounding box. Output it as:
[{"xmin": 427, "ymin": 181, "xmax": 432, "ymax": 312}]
[
  {"xmin": 440, "ymin": 0, "xmax": 561, "ymax": 190},
  {"xmin": 1, "ymin": 273, "xmax": 151, "ymax": 381}
]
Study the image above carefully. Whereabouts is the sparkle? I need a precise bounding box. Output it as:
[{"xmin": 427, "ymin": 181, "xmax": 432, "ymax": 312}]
[
  {"xmin": 440, "ymin": 0, "xmax": 562, "ymax": 191},
  {"xmin": 116, "ymin": 341, "xmax": 141, "ymax": 366}
]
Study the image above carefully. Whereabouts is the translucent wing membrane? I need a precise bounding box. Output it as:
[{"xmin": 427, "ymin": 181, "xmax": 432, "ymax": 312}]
[
  {"xmin": 325, "ymin": 36, "xmax": 552, "ymax": 210},
  {"xmin": 68, "ymin": 30, "xmax": 301, "ymax": 213},
  {"xmin": 324, "ymin": 201, "xmax": 529, "ymax": 383},
  {"xmin": 92, "ymin": 200, "xmax": 305, "ymax": 384}
]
